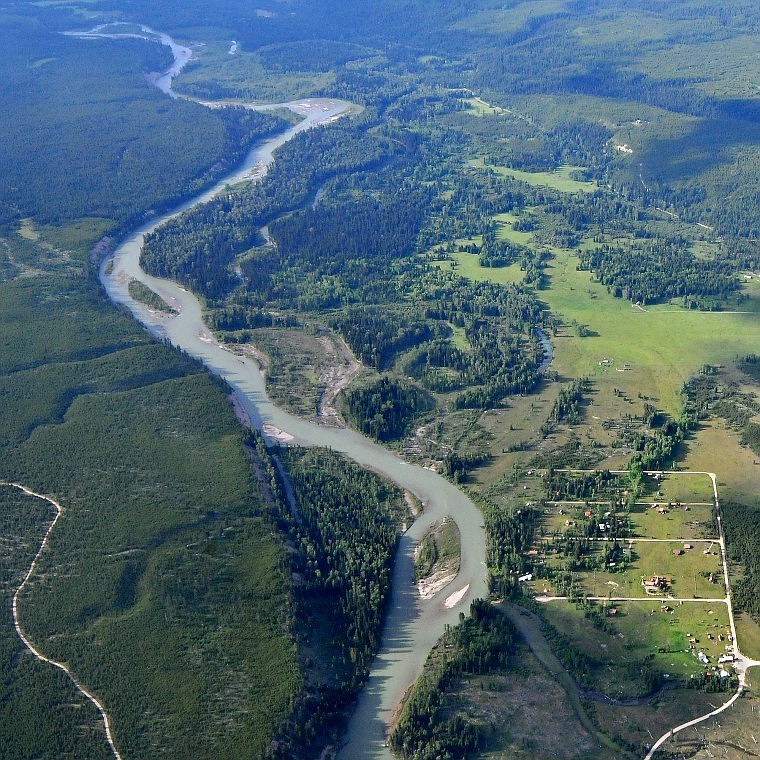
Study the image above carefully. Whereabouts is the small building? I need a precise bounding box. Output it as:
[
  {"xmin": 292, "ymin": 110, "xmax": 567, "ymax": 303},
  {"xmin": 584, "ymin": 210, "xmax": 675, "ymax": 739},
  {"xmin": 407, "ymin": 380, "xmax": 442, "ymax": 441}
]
[
  {"xmin": 643, "ymin": 575, "xmax": 669, "ymax": 593},
  {"xmin": 673, "ymin": 549, "xmax": 683, "ymax": 556},
  {"xmin": 698, "ymin": 652, "xmax": 709, "ymax": 664}
]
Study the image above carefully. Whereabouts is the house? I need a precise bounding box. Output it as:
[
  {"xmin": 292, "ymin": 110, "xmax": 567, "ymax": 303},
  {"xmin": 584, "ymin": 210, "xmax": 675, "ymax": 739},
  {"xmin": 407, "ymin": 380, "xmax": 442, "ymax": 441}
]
[
  {"xmin": 673, "ymin": 549, "xmax": 683, "ymax": 556},
  {"xmin": 518, "ymin": 573, "xmax": 533, "ymax": 583},
  {"xmin": 643, "ymin": 575, "xmax": 669, "ymax": 593},
  {"xmin": 698, "ymin": 652, "xmax": 709, "ymax": 664}
]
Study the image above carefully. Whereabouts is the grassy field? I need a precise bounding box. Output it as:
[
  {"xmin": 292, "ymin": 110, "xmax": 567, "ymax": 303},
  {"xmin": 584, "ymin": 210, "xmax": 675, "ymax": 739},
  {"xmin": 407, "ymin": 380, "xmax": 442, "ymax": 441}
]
[
  {"xmin": 575, "ymin": 541, "xmax": 723, "ymax": 599},
  {"xmin": 494, "ymin": 211, "xmax": 536, "ymax": 245},
  {"xmin": 637, "ymin": 472, "xmax": 715, "ymax": 504},
  {"xmin": 629, "ymin": 502, "xmax": 715, "ymax": 541},
  {"xmin": 448, "ymin": 322, "xmax": 471, "ymax": 351},
  {"xmin": 435, "ymin": 250, "xmax": 525, "ymax": 285},
  {"xmin": 461, "ymin": 96, "xmax": 510, "ymax": 117},
  {"xmin": 469, "ymin": 159, "xmax": 598, "ymax": 193},
  {"xmin": 537, "ymin": 247, "xmax": 760, "ymax": 414},
  {"xmin": 681, "ymin": 421, "xmax": 760, "ymax": 509},
  {"xmin": 541, "ymin": 600, "xmax": 732, "ymax": 694},
  {"xmin": 432, "ymin": 233, "xmax": 760, "ymax": 420}
]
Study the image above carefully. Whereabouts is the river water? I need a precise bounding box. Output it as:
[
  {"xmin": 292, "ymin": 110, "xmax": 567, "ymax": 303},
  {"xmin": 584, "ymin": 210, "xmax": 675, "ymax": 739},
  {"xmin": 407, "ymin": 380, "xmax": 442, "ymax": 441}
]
[{"xmin": 92, "ymin": 27, "xmax": 488, "ymax": 758}]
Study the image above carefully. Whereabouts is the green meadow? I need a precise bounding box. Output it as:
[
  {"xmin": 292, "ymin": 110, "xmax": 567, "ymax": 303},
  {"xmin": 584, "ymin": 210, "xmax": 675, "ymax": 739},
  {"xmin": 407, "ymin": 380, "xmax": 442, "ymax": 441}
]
[
  {"xmin": 541, "ymin": 599, "xmax": 732, "ymax": 695},
  {"xmin": 435, "ymin": 251, "xmax": 524, "ymax": 285},
  {"xmin": 541, "ymin": 248, "xmax": 760, "ymax": 413},
  {"xmin": 470, "ymin": 159, "xmax": 598, "ymax": 193},
  {"xmin": 461, "ymin": 96, "xmax": 510, "ymax": 117},
  {"xmin": 443, "ymin": 241, "xmax": 760, "ymax": 415}
]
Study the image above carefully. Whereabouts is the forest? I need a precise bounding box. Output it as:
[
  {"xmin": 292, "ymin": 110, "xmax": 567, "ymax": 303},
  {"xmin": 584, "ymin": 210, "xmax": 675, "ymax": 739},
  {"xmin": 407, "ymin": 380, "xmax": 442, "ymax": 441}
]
[
  {"xmin": 0, "ymin": 18, "xmax": 288, "ymax": 236},
  {"xmin": 261, "ymin": 444, "xmax": 409, "ymax": 757},
  {"xmin": 578, "ymin": 242, "xmax": 739, "ymax": 306},
  {"xmin": 0, "ymin": 272, "xmax": 302, "ymax": 758},
  {"xmin": 721, "ymin": 500, "xmax": 760, "ymax": 617},
  {"xmin": 389, "ymin": 600, "xmax": 519, "ymax": 759}
]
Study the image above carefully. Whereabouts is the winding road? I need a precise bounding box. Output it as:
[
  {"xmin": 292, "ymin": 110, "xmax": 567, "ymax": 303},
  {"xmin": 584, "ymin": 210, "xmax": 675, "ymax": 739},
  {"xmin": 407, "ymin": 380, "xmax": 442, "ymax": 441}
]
[{"xmin": 2, "ymin": 482, "xmax": 121, "ymax": 759}]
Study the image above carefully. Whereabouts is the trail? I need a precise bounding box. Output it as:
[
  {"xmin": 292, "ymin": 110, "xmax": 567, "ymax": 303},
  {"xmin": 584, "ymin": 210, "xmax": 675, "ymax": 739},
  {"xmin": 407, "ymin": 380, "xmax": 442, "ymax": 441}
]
[{"xmin": 2, "ymin": 482, "xmax": 121, "ymax": 760}]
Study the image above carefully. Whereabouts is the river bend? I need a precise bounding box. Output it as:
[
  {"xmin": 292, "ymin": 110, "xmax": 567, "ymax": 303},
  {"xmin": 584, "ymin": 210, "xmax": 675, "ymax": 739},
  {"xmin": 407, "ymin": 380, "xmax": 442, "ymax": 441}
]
[{"xmin": 93, "ymin": 27, "xmax": 488, "ymax": 758}]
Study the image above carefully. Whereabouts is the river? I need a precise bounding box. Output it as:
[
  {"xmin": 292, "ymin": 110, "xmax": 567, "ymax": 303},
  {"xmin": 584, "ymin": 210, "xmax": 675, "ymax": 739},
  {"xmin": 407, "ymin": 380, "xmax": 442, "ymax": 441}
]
[{"xmin": 90, "ymin": 26, "xmax": 489, "ymax": 758}]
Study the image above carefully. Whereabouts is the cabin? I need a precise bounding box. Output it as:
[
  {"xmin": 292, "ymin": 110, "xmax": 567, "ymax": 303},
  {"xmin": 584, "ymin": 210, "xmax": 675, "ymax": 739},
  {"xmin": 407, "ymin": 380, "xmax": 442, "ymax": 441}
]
[{"xmin": 643, "ymin": 575, "xmax": 669, "ymax": 591}]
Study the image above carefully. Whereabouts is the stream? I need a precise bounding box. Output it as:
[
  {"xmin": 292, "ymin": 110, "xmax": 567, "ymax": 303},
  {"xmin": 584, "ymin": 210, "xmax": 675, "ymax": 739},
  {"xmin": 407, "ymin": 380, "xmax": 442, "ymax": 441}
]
[{"xmin": 87, "ymin": 25, "xmax": 489, "ymax": 758}]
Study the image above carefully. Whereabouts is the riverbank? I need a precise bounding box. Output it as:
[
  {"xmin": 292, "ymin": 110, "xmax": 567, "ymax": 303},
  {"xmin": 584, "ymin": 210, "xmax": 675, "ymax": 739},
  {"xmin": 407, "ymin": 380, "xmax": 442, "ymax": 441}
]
[{"xmin": 95, "ymin": 26, "xmax": 488, "ymax": 759}]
